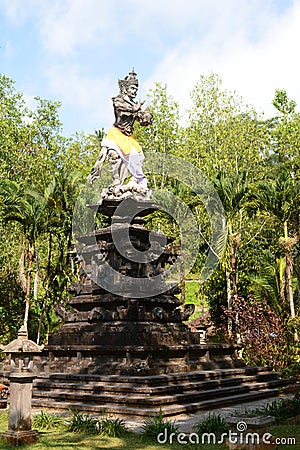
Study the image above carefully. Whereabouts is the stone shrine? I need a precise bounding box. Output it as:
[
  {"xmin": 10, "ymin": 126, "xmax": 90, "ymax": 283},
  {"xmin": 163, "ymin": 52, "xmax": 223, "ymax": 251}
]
[
  {"xmin": 1, "ymin": 69, "xmax": 289, "ymax": 418},
  {"xmin": 46, "ymin": 197, "xmax": 242, "ymax": 376}
]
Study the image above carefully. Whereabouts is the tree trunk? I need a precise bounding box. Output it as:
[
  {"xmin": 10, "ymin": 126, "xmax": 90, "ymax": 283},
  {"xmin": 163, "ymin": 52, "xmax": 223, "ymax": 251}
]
[
  {"xmin": 280, "ymin": 269, "xmax": 286, "ymax": 303},
  {"xmin": 283, "ymin": 221, "xmax": 298, "ymax": 341},
  {"xmin": 36, "ymin": 233, "xmax": 52, "ymax": 344},
  {"xmin": 286, "ymin": 252, "xmax": 295, "ymax": 318},
  {"xmin": 229, "ymin": 240, "xmax": 238, "ymax": 301},
  {"xmin": 33, "ymin": 250, "xmax": 40, "ymax": 301},
  {"xmin": 19, "ymin": 248, "xmax": 27, "ymax": 293},
  {"xmin": 181, "ymin": 279, "xmax": 186, "ymax": 303},
  {"xmin": 200, "ymin": 284, "xmax": 205, "ymax": 315},
  {"xmin": 295, "ymin": 252, "xmax": 300, "ymax": 307},
  {"xmin": 285, "ymin": 252, "xmax": 298, "ymax": 341},
  {"xmin": 226, "ymin": 269, "xmax": 232, "ymax": 337},
  {"xmin": 23, "ymin": 243, "xmax": 34, "ymax": 332},
  {"xmin": 36, "ymin": 284, "xmax": 47, "ymax": 345}
]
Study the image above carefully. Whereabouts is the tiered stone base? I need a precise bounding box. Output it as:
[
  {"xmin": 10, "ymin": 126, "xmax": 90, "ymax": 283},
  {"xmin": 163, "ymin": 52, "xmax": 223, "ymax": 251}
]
[
  {"xmin": 42, "ymin": 342, "xmax": 244, "ymax": 375},
  {"xmin": 2, "ymin": 430, "xmax": 38, "ymax": 446},
  {"xmin": 31, "ymin": 366, "xmax": 290, "ymax": 418}
]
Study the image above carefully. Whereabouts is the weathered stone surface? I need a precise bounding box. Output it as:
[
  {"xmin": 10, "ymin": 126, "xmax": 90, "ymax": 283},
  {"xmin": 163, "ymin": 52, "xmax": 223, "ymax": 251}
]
[
  {"xmin": 39, "ymin": 197, "xmax": 245, "ymax": 376},
  {"xmin": 2, "ymin": 430, "xmax": 38, "ymax": 446},
  {"xmin": 8, "ymin": 373, "xmax": 36, "ymax": 431}
]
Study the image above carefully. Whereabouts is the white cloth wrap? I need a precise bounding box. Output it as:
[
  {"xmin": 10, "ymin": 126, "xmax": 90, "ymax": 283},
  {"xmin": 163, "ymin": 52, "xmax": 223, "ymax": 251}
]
[{"xmin": 101, "ymin": 137, "xmax": 147, "ymax": 187}]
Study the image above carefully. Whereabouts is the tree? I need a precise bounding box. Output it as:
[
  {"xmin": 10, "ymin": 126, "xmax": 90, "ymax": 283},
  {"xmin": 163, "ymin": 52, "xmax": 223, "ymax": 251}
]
[
  {"xmin": 211, "ymin": 171, "xmax": 250, "ymax": 334},
  {"xmin": 0, "ymin": 180, "xmax": 49, "ymax": 333},
  {"xmin": 186, "ymin": 73, "xmax": 269, "ymax": 178},
  {"xmin": 250, "ymin": 171, "xmax": 299, "ymax": 339},
  {"xmin": 269, "ymin": 89, "xmax": 300, "ymax": 305}
]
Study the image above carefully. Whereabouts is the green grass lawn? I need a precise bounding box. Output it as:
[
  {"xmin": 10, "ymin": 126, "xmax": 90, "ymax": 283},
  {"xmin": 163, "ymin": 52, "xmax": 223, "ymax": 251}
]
[
  {"xmin": 0, "ymin": 411, "xmax": 299, "ymax": 450},
  {"xmin": 183, "ymin": 280, "xmax": 208, "ymax": 322}
]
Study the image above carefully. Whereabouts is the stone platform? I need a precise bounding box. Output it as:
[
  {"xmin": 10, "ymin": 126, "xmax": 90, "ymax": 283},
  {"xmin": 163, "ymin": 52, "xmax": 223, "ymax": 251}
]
[
  {"xmin": 0, "ymin": 198, "xmax": 289, "ymax": 417},
  {"xmin": 30, "ymin": 366, "xmax": 289, "ymax": 418}
]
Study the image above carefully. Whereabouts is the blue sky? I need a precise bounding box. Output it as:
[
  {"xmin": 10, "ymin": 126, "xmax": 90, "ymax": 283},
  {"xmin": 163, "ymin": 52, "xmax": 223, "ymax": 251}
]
[{"xmin": 0, "ymin": 0, "xmax": 299, "ymax": 137}]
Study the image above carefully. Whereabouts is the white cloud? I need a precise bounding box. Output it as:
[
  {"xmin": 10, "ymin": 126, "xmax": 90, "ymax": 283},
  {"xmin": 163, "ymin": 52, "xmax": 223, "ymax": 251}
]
[
  {"xmin": 45, "ymin": 63, "xmax": 115, "ymax": 132},
  {"xmin": 143, "ymin": 0, "xmax": 300, "ymax": 118},
  {"xmin": 2, "ymin": 0, "xmax": 298, "ymax": 135},
  {"xmin": 36, "ymin": 0, "xmax": 120, "ymax": 56},
  {"xmin": 0, "ymin": 0, "xmax": 117, "ymax": 56},
  {"xmin": 3, "ymin": 40, "xmax": 13, "ymax": 58},
  {"xmin": 0, "ymin": 0, "xmax": 34, "ymax": 24}
]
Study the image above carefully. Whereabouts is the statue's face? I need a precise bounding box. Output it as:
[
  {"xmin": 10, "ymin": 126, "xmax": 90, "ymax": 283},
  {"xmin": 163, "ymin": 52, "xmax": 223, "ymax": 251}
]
[{"xmin": 126, "ymin": 84, "xmax": 138, "ymax": 100}]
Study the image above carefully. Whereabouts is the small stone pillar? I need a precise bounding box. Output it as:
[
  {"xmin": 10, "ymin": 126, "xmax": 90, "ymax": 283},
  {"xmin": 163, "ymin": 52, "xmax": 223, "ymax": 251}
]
[
  {"xmin": 226, "ymin": 414, "xmax": 276, "ymax": 450},
  {"xmin": 2, "ymin": 371, "xmax": 38, "ymax": 446},
  {"xmin": 1, "ymin": 326, "xmax": 43, "ymax": 446}
]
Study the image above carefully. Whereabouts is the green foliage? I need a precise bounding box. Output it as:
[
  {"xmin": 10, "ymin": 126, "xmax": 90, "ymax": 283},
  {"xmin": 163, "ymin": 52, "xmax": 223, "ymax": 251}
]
[
  {"xmin": 193, "ymin": 413, "xmax": 230, "ymax": 440},
  {"xmin": 141, "ymin": 408, "xmax": 178, "ymax": 441},
  {"xmin": 32, "ymin": 411, "xmax": 65, "ymax": 429},
  {"xmin": 67, "ymin": 411, "xmax": 99, "ymax": 434},
  {"xmin": 0, "ymin": 70, "xmax": 299, "ymax": 365},
  {"xmin": 249, "ymin": 256, "xmax": 286, "ymax": 313},
  {"xmin": 97, "ymin": 417, "xmax": 128, "ymax": 437},
  {"xmin": 222, "ymin": 296, "xmax": 298, "ymax": 370},
  {"xmin": 253, "ymin": 395, "xmax": 300, "ymax": 424},
  {"xmin": 186, "ymin": 73, "xmax": 269, "ymax": 177},
  {"xmin": 66, "ymin": 410, "xmax": 128, "ymax": 437},
  {"xmin": 135, "ymin": 82, "xmax": 182, "ymax": 156},
  {"xmin": 273, "ymin": 89, "xmax": 297, "ymax": 115},
  {"xmin": 282, "ymin": 362, "xmax": 300, "ymax": 380}
]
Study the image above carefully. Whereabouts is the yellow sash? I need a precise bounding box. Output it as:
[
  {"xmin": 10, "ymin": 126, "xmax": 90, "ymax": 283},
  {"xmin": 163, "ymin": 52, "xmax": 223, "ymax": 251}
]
[{"xmin": 105, "ymin": 126, "xmax": 142, "ymax": 156}]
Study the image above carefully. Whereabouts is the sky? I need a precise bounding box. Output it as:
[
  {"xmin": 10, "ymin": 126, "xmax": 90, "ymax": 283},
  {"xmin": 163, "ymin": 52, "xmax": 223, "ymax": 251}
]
[{"xmin": 1, "ymin": 0, "xmax": 299, "ymax": 137}]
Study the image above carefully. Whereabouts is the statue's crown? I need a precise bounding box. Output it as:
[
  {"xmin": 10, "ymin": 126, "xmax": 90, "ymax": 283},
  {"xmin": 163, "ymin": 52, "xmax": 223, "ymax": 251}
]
[{"xmin": 118, "ymin": 68, "xmax": 138, "ymax": 92}]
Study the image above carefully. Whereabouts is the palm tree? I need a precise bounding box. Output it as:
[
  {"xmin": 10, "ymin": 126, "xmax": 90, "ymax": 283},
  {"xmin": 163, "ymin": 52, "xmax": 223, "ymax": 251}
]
[
  {"xmin": 213, "ymin": 171, "xmax": 249, "ymax": 298},
  {"xmin": 212, "ymin": 171, "xmax": 250, "ymax": 335},
  {"xmin": 0, "ymin": 180, "xmax": 49, "ymax": 333},
  {"xmin": 35, "ymin": 169, "xmax": 84, "ymax": 343},
  {"xmin": 250, "ymin": 171, "xmax": 299, "ymax": 339},
  {"xmin": 250, "ymin": 256, "xmax": 287, "ymax": 314}
]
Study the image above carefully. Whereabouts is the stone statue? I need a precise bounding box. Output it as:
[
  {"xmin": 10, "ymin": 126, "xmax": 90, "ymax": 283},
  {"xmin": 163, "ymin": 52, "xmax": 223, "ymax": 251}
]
[{"xmin": 88, "ymin": 68, "xmax": 153, "ymax": 199}]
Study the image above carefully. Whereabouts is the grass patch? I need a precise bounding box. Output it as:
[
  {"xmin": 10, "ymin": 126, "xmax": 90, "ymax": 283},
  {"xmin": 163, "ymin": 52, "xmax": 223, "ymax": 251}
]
[
  {"xmin": 252, "ymin": 396, "xmax": 300, "ymax": 424},
  {"xmin": 141, "ymin": 408, "xmax": 178, "ymax": 441},
  {"xmin": 32, "ymin": 411, "xmax": 65, "ymax": 430},
  {"xmin": 193, "ymin": 412, "xmax": 230, "ymax": 441},
  {"xmin": 67, "ymin": 410, "xmax": 99, "ymax": 434},
  {"xmin": 183, "ymin": 280, "xmax": 208, "ymax": 322},
  {"xmin": 66, "ymin": 410, "xmax": 128, "ymax": 437},
  {"xmin": 0, "ymin": 410, "xmax": 300, "ymax": 449}
]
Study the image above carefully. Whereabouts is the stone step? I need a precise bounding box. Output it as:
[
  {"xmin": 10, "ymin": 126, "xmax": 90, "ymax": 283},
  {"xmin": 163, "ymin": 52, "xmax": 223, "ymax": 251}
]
[
  {"xmin": 31, "ymin": 387, "xmax": 283, "ymax": 418},
  {"xmin": 32, "ymin": 379, "xmax": 287, "ymax": 407},
  {"xmin": 35, "ymin": 366, "xmax": 274, "ymax": 386},
  {"xmin": 33, "ymin": 372, "xmax": 284, "ymax": 396}
]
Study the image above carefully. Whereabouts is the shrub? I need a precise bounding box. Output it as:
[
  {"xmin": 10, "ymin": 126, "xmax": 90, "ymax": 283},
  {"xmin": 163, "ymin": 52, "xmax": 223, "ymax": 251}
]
[
  {"xmin": 67, "ymin": 410, "xmax": 98, "ymax": 434},
  {"xmin": 97, "ymin": 417, "xmax": 128, "ymax": 437},
  {"xmin": 193, "ymin": 413, "xmax": 229, "ymax": 441},
  {"xmin": 282, "ymin": 362, "xmax": 300, "ymax": 381},
  {"xmin": 254, "ymin": 385, "xmax": 300, "ymax": 424},
  {"xmin": 141, "ymin": 408, "xmax": 178, "ymax": 441},
  {"xmin": 253, "ymin": 395, "xmax": 300, "ymax": 424},
  {"xmin": 32, "ymin": 410, "xmax": 64, "ymax": 430},
  {"xmin": 221, "ymin": 296, "xmax": 298, "ymax": 370},
  {"xmin": 67, "ymin": 410, "xmax": 129, "ymax": 437}
]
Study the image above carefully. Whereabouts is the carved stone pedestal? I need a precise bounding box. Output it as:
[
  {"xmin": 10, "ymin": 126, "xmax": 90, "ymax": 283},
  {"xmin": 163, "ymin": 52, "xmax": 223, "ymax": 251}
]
[
  {"xmin": 44, "ymin": 198, "xmax": 209, "ymax": 375},
  {"xmin": 2, "ymin": 430, "xmax": 38, "ymax": 447},
  {"xmin": 2, "ymin": 372, "xmax": 38, "ymax": 447},
  {"xmin": 226, "ymin": 415, "xmax": 276, "ymax": 450}
]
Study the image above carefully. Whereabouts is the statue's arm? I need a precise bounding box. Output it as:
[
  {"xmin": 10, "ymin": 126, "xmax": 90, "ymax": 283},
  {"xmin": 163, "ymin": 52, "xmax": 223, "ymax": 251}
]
[
  {"xmin": 113, "ymin": 97, "xmax": 144, "ymax": 115},
  {"xmin": 136, "ymin": 106, "xmax": 153, "ymax": 126}
]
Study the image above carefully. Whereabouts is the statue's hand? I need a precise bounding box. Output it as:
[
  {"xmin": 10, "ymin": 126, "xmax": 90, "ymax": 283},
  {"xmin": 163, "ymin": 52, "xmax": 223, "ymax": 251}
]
[
  {"xmin": 136, "ymin": 100, "xmax": 145, "ymax": 110},
  {"xmin": 137, "ymin": 106, "xmax": 153, "ymax": 126}
]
